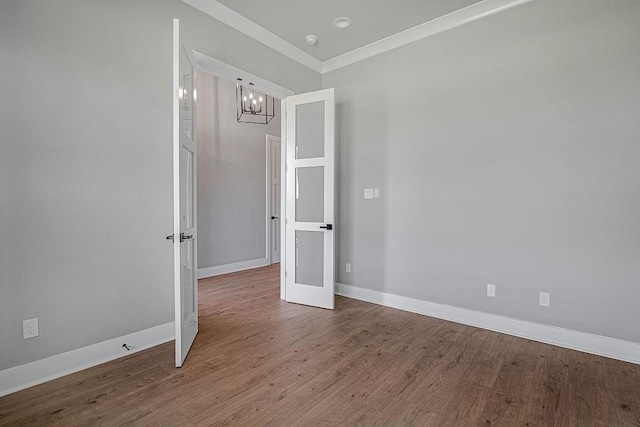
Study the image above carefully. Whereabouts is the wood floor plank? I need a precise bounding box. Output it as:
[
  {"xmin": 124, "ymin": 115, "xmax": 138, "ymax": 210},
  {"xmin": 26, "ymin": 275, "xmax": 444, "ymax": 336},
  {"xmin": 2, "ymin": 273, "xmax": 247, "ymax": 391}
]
[
  {"xmin": 522, "ymin": 344, "xmax": 572, "ymax": 426},
  {"xmin": 479, "ymin": 339, "xmax": 540, "ymax": 425},
  {"xmin": 1, "ymin": 263, "xmax": 639, "ymax": 426},
  {"xmin": 427, "ymin": 332, "xmax": 516, "ymax": 425}
]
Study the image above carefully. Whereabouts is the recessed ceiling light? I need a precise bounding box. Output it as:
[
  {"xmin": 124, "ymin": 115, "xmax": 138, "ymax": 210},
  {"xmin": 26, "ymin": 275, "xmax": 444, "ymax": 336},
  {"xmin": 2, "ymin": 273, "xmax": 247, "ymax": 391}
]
[
  {"xmin": 333, "ymin": 17, "xmax": 351, "ymax": 29},
  {"xmin": 305, "ymin": 34, "xmax": 318, "ymax": 46}
]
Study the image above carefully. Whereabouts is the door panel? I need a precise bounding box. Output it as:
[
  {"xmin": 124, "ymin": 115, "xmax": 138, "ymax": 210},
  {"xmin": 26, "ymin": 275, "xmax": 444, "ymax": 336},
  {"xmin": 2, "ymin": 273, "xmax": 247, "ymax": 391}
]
[
  {"xmin": 179, "ymin": 136, "xmax": 196, "ymax": 327},
  {"xmin": 173, "ymin": 19, "xmax": 198, "ymax": 368},
  {"xmin": 295, "ymin": 101, "xmax": 325, "ymax": 159},
  {"xmin": 285, "ymin": 88, "xmax": 334, "ymax": 309},
  {"xmin": 295, "ymin": 166, "xmax": 324, "ymax": 223},
  {"xmin": 268, "ymin": 136, "xmax": 281, "ymax": 263},
  {"xmin": 295, "ymin": 230, "xmax": 324, "ymax": 287}
]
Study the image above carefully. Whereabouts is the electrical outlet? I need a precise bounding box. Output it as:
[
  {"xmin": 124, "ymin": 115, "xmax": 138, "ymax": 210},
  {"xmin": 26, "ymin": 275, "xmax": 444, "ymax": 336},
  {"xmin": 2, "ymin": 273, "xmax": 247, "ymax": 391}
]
[
  {"xmin": 23, "ymin": 318, "xmax": 39, "ymax": 339},
  {"xmin": 373, "ymin": 188, "xmax": 380, "ymax": 199},
  {"xmin": 539, "ymin": 292, "xmax": 550, "ymax": 307},
  {"xmin": 346, "ymin": 263, "xmax": 352, "ymax": 273},
  {"xmin": 364, "ymin": 188, "xmax": 374, "ymax": 199},
  {"xmin": 487, "ymin": 284, "xmax": 496, "ymax": 298}
]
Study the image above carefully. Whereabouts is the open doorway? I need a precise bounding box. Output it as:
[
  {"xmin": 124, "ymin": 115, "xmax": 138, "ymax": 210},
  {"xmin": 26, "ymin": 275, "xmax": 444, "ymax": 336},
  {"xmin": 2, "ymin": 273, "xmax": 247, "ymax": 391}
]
[
  {"xmin": 182, "ymin": 49, "xmax": 295, "ymax": 310},
  {"xmin": 173, "ymin": 46, "xmax": 335, "ymax": 366},
  {"xmin": 195, "ymin": 70, "xmax": 283, "ymax": 279}
]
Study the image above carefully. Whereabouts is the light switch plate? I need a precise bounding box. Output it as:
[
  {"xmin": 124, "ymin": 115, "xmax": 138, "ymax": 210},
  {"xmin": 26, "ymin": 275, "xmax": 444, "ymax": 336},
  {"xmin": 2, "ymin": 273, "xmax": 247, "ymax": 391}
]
[
  {"xmin": 346, "ymin": 263, "xmax": 352, "ymax": 273},
  {"xmin": 374, "ymin": 188, "xmax": 380, "ymax": 199},
  {"xmin": 364, "ymin": 189, "xmax": 374, "ymax": 199}
]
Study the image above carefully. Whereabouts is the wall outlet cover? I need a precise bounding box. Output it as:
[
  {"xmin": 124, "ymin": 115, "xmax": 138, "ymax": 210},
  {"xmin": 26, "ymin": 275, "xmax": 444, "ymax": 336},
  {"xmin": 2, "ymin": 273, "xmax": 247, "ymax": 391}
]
[
  {"xmin": 23, "ymin": 318, "xmax": 39, "ymax": 339},
  {"xmin": 373, "ymin": 188, "xmax": 380, "ymax": 198},
  {"xmin": 539, "ymin": 292, "xmax": 550, "ymax": 307},
  {"xmin": 487, "ymin": 284, "xmax": 496, "ymax": 298},
  {"xmin": 346, "ymin": 263, "xmax": 352, "ymax": 273},
  {"xmin": 364, "ymin": 188, "xmax": 374, "ymax": 199}
]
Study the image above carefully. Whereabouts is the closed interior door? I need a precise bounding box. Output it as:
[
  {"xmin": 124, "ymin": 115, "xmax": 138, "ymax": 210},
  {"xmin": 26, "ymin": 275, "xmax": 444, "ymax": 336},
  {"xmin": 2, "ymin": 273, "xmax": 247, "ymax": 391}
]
[
  {"xmin": 285, "ymin": 88, "xmax": 335, "ymax": 309},
  {"xmin": 268, "ymin": 135, "xmax": 281, "ymax": 263}
]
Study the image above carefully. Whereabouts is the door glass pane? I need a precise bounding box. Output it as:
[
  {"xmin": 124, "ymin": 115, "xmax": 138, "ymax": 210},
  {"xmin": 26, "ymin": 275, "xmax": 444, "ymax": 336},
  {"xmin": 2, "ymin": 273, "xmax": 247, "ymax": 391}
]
[
  {"xmin": 181, "ymin": 239, "xmax": 195, "ymax": 322},
  {"xmin": 295, "ymin": 101, "xmax": 324, "ymax": 159},
  {"xmin": 295, "ymin": 231, "xmax": 324, "ymax": 287},
  {"xmin": 179, "ymin": 48, "xmax": 193, "ymax": 139},
  {"xmin": 180, "ymin": 145, "xmax": 194, "ymax": 228},
  {"xmin": 295, "ymin": 166, "xmax": 324, "ymax": 222}
]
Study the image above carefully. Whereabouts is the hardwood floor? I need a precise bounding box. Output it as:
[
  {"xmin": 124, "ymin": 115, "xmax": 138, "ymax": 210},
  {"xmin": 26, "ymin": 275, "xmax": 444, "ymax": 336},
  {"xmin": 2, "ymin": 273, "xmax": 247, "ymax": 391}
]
[{"xmin": 1, "ymin": 264, "xmax": 639, "ymax": 426}]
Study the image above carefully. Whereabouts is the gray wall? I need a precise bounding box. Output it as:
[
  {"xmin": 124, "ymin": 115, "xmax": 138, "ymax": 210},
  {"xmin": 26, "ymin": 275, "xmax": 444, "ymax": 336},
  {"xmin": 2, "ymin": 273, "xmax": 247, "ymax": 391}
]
[
  {"xmin": 0, "ymin": 0, "xmax": 319, "ymax": 371},
  {"xmin": 324, "ymin": 0, "xmax": 640, "ymax": 343},
  {"xmin": 196, "ymin": 72, "xmax": 281, "ymax": 268}
]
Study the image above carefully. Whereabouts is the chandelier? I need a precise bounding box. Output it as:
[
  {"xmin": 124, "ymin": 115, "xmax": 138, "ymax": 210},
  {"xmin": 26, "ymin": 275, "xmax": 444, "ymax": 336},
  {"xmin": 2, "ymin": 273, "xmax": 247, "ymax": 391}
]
[{"xmin": 236, "ymin": 80, "xmax": 275, "ymax": 125}]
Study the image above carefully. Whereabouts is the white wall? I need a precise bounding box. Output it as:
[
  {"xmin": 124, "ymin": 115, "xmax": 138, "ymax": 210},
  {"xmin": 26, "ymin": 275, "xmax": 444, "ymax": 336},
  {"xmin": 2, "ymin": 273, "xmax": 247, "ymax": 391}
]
[
  {"xmin": 196, "ymin": 72, "xmax": 281, "ymax": 269},
  {"xmin": 0, "ymin": 0, "xmax": 319, "ymax": 372},
  {"xmin": 324, "ymin": 0, "xmax": 640, "ymax": 343}
]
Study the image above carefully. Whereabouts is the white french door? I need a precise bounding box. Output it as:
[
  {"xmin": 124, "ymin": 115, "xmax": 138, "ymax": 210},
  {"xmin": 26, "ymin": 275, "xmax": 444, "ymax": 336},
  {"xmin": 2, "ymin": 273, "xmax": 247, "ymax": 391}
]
[
  {"xmin": 172, "ymin": 19, "xmax": 198, "ymax": 367},
  {"xmin": 285, "ymin": 88, "xmax": 335, "ymax": 309}
]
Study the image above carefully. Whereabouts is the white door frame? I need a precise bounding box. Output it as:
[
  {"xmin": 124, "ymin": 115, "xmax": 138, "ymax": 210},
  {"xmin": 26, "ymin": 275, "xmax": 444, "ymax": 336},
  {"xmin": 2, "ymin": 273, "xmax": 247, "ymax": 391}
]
[
  {"xmin": 265, "ymin": 134, "xmax": 281, "ymax": 265},
  {"xmin": 187, "ymin": 50, "xmax": 294, "ymax": 300}
]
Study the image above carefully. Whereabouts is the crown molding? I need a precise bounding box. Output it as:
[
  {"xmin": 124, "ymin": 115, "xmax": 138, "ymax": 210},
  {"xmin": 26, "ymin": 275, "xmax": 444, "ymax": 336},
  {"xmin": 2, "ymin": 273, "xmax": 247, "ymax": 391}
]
[
  {"xmin": 182, "ymin": 0, "xmax": 323, "ymax": 73},
  {"xmin": 322, "ymin": 0, "xmax": 536, "ymax": 73},
  {"xmin": 184, "ymin": 0, "xmax": 536, "ymax": 76}
]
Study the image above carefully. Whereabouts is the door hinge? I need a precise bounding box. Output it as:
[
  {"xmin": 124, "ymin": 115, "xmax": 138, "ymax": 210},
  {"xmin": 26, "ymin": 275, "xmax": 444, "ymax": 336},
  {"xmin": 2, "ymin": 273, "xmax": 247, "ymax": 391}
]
[{"xmin": 166, "ymin": 234, "xmax": 174, "ymax": 241}]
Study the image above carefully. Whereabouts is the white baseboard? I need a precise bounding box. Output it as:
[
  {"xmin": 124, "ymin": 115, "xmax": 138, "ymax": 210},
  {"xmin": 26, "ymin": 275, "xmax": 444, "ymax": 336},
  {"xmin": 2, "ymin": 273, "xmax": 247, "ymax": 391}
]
[
  {"xmin": 198, "ymin": 257, "xmax": 269, "ymax": 279},
  {"xmin": 0, "ymin": 322, "xmax": 174, "ymax": 398},
  {"xmin": 336, "ymin": 283, "xmax": 640, "ymax": 365}
]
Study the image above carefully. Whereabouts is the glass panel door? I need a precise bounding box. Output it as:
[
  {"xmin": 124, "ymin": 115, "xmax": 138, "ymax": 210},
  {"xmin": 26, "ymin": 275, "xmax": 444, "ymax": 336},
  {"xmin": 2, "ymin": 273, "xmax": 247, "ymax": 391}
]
[
  {"xmin": 173, "ymin": 19, "xmax": 198, "ymax": 367},
  {"xmin": 285, "ymin": 89, "xmax": 335, "ymax": 309}
]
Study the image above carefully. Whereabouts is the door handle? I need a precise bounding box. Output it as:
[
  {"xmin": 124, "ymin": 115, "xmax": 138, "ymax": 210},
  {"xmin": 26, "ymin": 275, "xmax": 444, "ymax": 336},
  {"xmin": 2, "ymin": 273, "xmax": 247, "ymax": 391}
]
[
  {"xmin": 180, "ymin": 233, "xmax": 193, "ymax": 242},
  {"xmin": 271, "ymin": 216, "xmax": 279, "ymax": 220},
  {"xmin": 319, "ymin": 224, "xmax": 333, "ymax": 230}
]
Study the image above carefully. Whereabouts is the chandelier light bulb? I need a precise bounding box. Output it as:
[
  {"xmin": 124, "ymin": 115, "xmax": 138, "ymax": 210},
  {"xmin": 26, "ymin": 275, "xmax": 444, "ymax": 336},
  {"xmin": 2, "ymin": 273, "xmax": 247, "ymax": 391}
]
[
  {"xmin": 249, "ymin": 93, "xmax": 253, "ymax": 99},
  {"xmin": 243, "ymin": 96, "xmax": 247, "ymax": 102},
  {"xmin": 253, "ymin": 99, "xmax": 257, "ymax": 104},
  {"xmin": 259, "ymin": 97, "xmax": 263, "ymax": 102}
]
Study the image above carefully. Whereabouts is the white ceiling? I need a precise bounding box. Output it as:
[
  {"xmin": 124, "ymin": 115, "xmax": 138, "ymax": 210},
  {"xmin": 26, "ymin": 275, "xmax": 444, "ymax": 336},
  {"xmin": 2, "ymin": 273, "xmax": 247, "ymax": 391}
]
[
  {"xmin": 184, "ymin": 0, "xmax": 535, "ymax": 73},
  {"xmin": 216, "ymin": 0, "xmax": 483, "ymax": 61}
]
